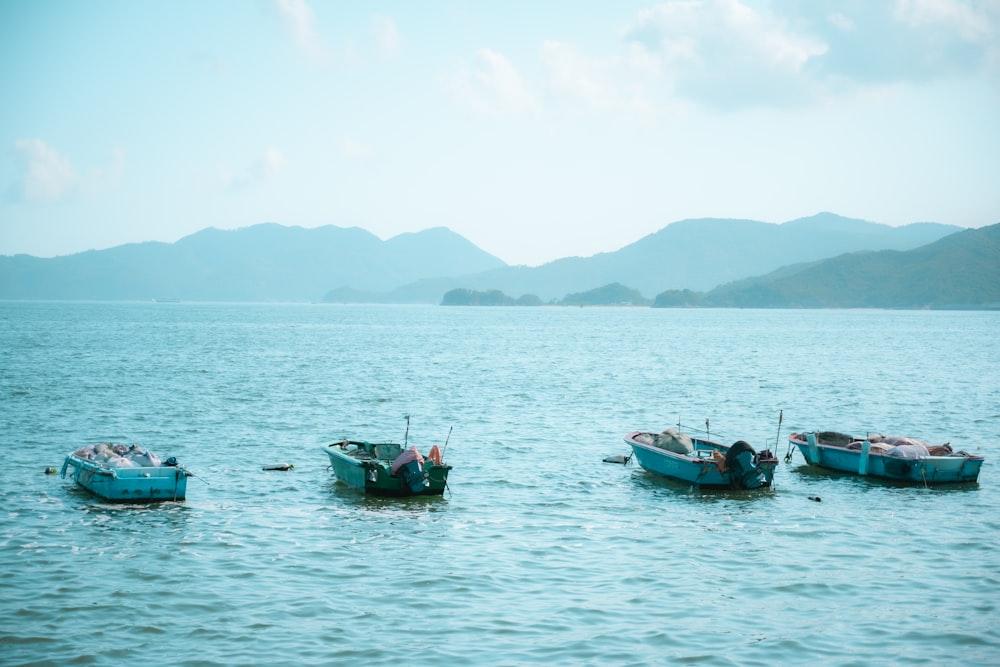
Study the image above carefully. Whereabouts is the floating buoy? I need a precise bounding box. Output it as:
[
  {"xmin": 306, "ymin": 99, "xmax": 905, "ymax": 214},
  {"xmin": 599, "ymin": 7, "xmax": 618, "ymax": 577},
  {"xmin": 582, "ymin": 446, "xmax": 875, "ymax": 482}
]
[{"xmin": 263, "ymin": 463, "xmax": 294, "ymax": 471}]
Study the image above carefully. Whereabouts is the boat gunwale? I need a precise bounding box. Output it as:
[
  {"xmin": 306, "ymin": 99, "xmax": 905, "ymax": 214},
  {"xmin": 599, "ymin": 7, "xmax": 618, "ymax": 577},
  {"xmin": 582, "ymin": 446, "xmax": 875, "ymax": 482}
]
[
  {"xmin": 320, "ymin": 441, "xmax": 453, "ymax": 471},
  {"xmin": 624, "ymin": 430, "xmax": 778, "ymax": 464},
  {"xmin": 62, "ymin": 453, "xmax": 191, "ymax": 477},
  {"xmin": 787, "ymin": 432, "xmax": 985, "ymax": 463}
]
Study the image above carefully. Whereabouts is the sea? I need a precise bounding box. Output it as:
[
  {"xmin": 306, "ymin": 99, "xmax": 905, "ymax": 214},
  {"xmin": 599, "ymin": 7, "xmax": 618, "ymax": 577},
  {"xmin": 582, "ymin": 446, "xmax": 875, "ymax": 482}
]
[{"xmin": 1, "ymin": 302, "xmax": 998, "ymax": 666}]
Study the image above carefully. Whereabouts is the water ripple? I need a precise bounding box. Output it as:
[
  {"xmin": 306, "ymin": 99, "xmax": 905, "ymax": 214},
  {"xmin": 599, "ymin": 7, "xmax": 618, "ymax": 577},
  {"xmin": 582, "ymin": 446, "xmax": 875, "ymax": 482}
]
[{"xmin": 1, "ymin": 304, "xmax": 998, "ymax": 666}]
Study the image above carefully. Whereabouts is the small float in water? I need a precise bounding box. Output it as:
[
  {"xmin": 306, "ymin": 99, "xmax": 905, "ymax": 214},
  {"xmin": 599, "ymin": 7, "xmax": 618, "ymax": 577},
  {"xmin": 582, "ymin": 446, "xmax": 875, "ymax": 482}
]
[
  {"xmin": 787, "ymin": 431, "xmax": 984, "ymax": 484},
  {"xmin": 61, "ymin": 443, "xmax": 192, "ymax": 502}
]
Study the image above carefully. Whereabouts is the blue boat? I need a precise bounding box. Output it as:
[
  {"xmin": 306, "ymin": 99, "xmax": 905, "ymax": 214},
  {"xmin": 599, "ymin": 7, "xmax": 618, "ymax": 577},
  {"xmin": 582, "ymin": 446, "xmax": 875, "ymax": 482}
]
[
  {"xmin": 788, "ymin": 431, "xmax": 984, "ymax": 484},
  {"xmin": 625, "ymin": 429, "xmax": 777, "ymax": 489},
  {"xmin": 60, "ymin": 444, "xmax": 191, "ymax": 502}
]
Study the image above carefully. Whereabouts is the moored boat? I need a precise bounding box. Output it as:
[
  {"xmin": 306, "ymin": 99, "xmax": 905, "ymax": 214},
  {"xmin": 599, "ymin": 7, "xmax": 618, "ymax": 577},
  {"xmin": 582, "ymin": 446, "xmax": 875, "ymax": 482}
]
[
  {"xmin": 320, "ymin": 420, "xmax": 452, "ymax": 496},
  {"xmin": 61, "ymin": 443, "xmax": 191, "ymax": 502},
  {"xmin": 788, "ymin": 431, "xmax": 984, "ymax": 484},
  {"xmin": 320, "ymin": 440, "xmax": 451, "ymax": 496},
  {"xmin": 625, "ymin": 427, "xmax": 777, "ymax": 489}
]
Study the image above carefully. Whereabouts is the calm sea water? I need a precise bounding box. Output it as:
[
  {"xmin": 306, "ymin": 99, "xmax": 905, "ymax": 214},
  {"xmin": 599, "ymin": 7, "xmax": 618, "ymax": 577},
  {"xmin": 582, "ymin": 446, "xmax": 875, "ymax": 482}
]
[{"xmin": 1, "ymin": 302, "xmax": 998, "ymax": 666}]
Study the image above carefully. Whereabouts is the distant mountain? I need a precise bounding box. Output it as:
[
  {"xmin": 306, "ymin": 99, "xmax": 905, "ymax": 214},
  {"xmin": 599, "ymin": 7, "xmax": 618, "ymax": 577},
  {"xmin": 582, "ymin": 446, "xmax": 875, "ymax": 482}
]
[
  {"xmin": 675, "ymin": 222, "xmax": 1000, "ymax": 309},
  {"xmin": 0, "ymin": 223, "xmax": 506, "ymax": 302},
  {"xmin": 383, "ymin": 213, "xmax": 961, "ymax": 302},
  {"xmin": 0, "ymin": 213, "xmax": 975, "ymax": 304}
]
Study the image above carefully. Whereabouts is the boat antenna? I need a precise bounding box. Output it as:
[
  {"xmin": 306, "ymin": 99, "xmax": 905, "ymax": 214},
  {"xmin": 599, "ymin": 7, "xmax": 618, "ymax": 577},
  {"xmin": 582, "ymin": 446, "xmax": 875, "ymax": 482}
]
[
  {"xmin": 404, "ymin": 414, "xmax": 410, "ymax": 447},
  {"xmin": 705, "ymin": 418, "xmax": 710, "ymax": 441}
]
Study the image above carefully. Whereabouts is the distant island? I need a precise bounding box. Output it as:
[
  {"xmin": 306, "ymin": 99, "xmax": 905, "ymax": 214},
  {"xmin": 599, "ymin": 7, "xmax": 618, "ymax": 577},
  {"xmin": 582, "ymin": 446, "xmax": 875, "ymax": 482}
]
[
  {"xmin": 561, "ymin": 283, "xmax": 650, "ymax": 306},
  {"xmin": 441, "ymin": 283, "xmax": 651, "ymax": 306},
  {"xmin": 441, "ymin": 288, "xmax": 543, "ymax": 306}
]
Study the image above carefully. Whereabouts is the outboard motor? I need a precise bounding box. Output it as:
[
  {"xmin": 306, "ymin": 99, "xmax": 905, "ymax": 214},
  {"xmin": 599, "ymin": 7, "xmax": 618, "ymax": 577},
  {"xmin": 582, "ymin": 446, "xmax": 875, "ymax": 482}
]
[
  {"xmin": 390, "ymin": 447, "xmax": 431, "ymax": 493},
  {"xmin": 399, "ymin": 460, "xmax": 430, "ymax": 493},
  {"xmin": 725, "ymin": 440, "xmax": 762, "ymax": 490}
]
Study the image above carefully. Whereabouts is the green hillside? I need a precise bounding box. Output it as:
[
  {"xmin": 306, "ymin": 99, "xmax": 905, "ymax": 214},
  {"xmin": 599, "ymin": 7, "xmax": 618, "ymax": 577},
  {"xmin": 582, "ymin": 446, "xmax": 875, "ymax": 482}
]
[{"xmin": 661, "ymin": 223, "xmax": 1000, "ymax": 309}]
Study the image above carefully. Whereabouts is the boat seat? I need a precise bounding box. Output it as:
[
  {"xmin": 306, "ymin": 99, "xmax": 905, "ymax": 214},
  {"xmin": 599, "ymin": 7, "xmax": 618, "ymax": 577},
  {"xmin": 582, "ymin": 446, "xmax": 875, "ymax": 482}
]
[{"xmin": 374, "ymin": 444, "xmax": 403, "ymax": 460}]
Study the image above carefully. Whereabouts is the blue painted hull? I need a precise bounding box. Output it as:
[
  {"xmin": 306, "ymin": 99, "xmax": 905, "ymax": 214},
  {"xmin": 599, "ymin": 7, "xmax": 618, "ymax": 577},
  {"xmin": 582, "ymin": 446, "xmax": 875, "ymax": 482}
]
[
  {"xmin": 625, "ymin": 431, "xmax": 776, "ymax": 489},
  {"xmin": 61, "ymin": 455, "xmax": 190, "ymax": 502},
  {"xmin": 789, "ymin": 433, "xmax": 983, "ymax": 484}
]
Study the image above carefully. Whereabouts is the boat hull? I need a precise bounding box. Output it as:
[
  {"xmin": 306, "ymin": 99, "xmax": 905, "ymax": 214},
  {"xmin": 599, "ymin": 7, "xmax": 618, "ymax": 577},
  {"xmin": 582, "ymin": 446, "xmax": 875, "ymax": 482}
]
[
  {"xmin": 321, "ymin": 442, "xmax": 451, "ymax": 497},
  {"xmin": 61, "ymin": 455, "xmax": 190, "ymax": 502},
  {"xmin": 625, "ymin": 432, "xmax": 776, "ymax": 489},
  {"xmin": 789, "ymin": 433, "xmax": 983, "ymax": 484}
]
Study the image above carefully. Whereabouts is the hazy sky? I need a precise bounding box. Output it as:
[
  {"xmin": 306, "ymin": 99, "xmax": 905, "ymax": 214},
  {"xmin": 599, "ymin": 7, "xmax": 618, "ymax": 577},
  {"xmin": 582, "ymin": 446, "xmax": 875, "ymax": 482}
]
[{"xmin": 2, "ymin": 1, "xmax": 998, "ymax": 266}]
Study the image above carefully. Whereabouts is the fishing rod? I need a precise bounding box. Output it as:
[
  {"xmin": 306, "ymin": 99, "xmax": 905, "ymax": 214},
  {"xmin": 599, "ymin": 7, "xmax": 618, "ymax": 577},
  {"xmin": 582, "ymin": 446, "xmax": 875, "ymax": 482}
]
[
  {"xmin": 782, "ymin": 409, "xmax": 798, "ymax": 462},
  {"xmin": 774, "ymin": 408, "xmax": 783, "ymax": 454},
  {"xmin": 442, "ymin": 425, "xmax": 453, "ymax": 459},
  {"xmin": 404, "ymin": 414, "xmax": 410, "ymax": 448},
  {"xmin": 673, "ymin": 416, "xmax": 710, "ymax": 439}
]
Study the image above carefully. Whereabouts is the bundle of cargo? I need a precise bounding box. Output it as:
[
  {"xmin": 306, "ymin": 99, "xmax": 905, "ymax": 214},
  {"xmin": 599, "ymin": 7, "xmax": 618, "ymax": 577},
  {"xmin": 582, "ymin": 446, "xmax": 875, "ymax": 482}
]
[{"xmin": 61, "ymin": 443, "xmax": 191, "ymax": 502}]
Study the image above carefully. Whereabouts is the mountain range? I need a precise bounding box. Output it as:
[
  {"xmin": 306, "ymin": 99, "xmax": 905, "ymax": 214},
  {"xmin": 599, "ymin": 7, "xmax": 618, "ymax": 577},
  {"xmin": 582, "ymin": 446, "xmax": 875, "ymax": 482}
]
[
  {"xmin": 682, "ymin": 222, "xmax": 1000, "ymax": 308},
  {"xmin": 0, "ymin": 223, "xmax": 504, "ymax": 302},
  {"xmin": 1, "ymin": 212, "xmax": 995, "ymax": 308},
  {"xmin": 371, "ymin": 212, "xmax": 960, "ymax": 302}
]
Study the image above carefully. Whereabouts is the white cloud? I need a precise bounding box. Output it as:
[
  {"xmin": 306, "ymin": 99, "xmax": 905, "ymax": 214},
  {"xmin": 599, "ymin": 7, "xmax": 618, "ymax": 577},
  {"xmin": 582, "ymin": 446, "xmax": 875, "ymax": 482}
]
[
  {"xmin": 440, "ymin": 1, "xmax": 998, "ymax": 118},
  {"xmin": 627, "ymin": 0, "xmax": 828, "ymax": 71},
  {"xmin": 8, "ymin": 140, "xmax": 124, "ymax": 204},
  {"xmin": 827, "ymin": 12, "xmax": 856, "ymax": 32},
  {"xmin": 10, "ymin": 139, "xmax": 78, "ymax": 203},
  {"xmin": 891, "ymin": 0, "xmax": 1000, "ymax": 83},
  {"xmin": 540, "ymin": 41, "xmax": 656, "ymax": 118},
  {"xmin": 222, "ymin": 147, "xmax": 287, "ymax": 191},
  {"xmin": 442, "ymin": 48, "xmax": 538, "ymax": 118},
  {"xmin": 772, "ymin": 0, "xmax": 998, "ymax": 85},
  {"xmin": 541, "ymin": 41, "xmax": 617, "ymax": 110},
  {"xmin": 373, "ymin": 15, "xmax": 401, "ymax": 59},
  {"xmin": 273, "ymin": 0, "xmax": 329, "ymax": 63},
  {"xmin": 893, "ymin": 0, "xmax": 993, "ymax": 41},
  {"xmin": 622, "ymin": 0, "xmax": 828, "ymax": 108}
]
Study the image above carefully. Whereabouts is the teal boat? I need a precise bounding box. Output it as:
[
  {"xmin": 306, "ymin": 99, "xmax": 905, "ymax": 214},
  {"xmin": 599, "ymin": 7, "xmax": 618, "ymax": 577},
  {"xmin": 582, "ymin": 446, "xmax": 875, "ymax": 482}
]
[
  {"xmin": 320, "ymin": 421, "xmax": 452, "ymax": 496},
  {"xmin": 788, "ymin": 431, "xmax": 984, "ymax": 484},
  {"xmin": 625, "ymin": 428, "xmax": 777, "ymax": 489},
  {"xmin": 61, "ymin": 444, "xmax": 191, "ymax": 502}
]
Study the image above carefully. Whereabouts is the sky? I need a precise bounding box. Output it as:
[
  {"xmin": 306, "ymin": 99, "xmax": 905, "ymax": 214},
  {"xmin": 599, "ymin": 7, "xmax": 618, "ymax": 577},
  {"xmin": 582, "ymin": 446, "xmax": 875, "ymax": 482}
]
[{"xmin": 1, "ymin": 0, "xmax": 998, "ymax": 267}]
